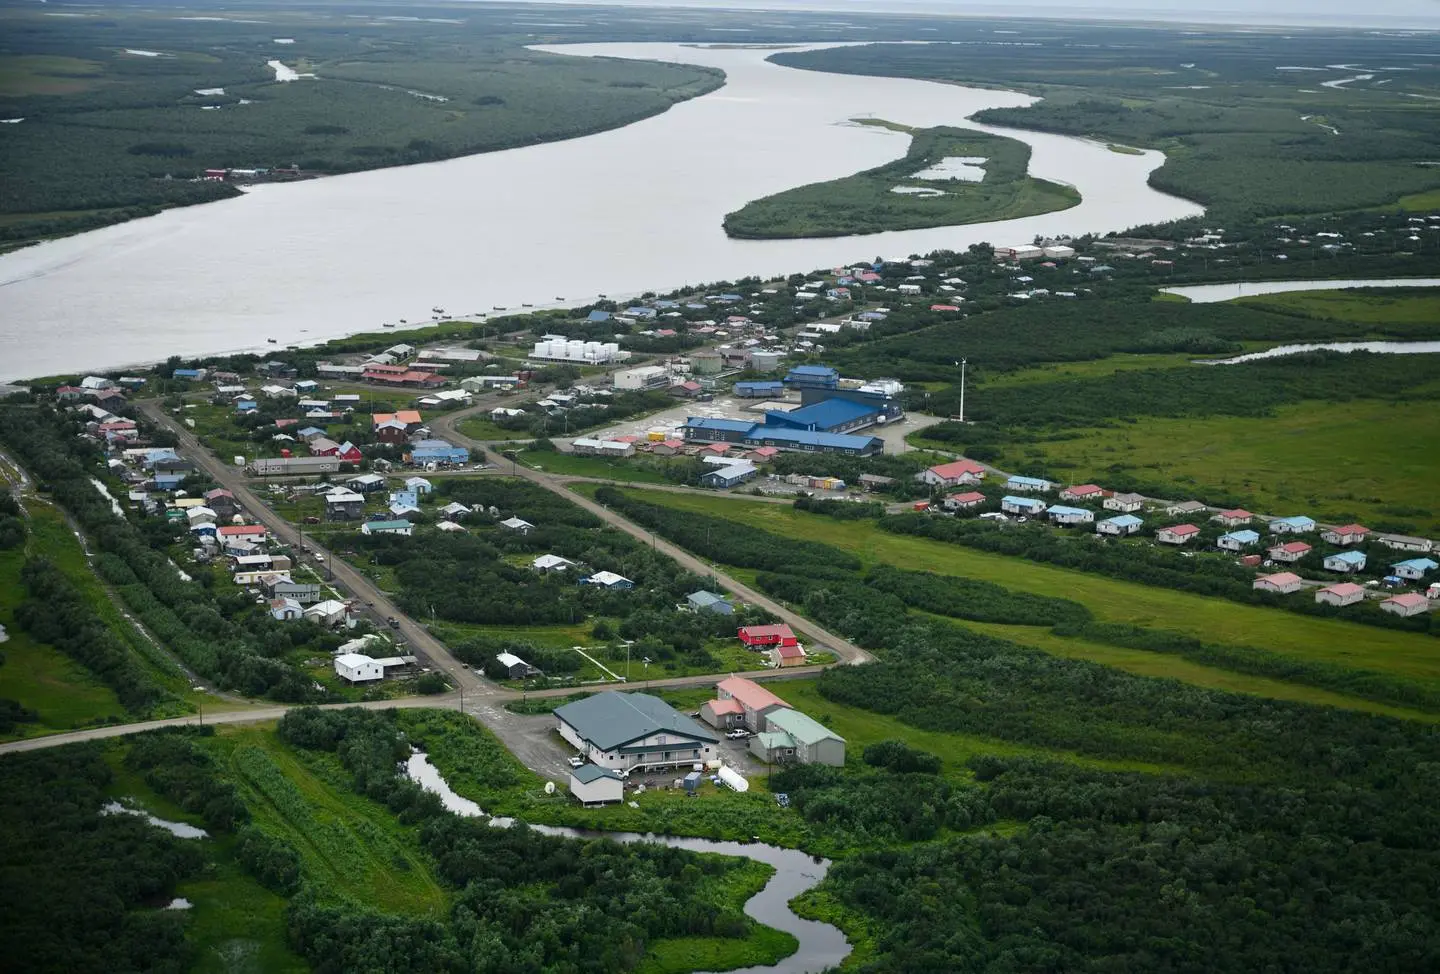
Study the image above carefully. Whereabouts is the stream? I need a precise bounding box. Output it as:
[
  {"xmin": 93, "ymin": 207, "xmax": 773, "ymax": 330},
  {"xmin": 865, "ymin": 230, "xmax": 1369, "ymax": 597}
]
[{"xmin": 405, "ymin": 752, "xmax": 849, "ymax": 974}]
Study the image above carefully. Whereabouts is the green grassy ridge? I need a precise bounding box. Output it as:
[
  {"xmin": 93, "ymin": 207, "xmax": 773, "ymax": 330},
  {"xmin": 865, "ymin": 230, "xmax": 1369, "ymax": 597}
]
[{"xmin": 723, "ymin": 124, "xmax": 1078, "ymax": 239}]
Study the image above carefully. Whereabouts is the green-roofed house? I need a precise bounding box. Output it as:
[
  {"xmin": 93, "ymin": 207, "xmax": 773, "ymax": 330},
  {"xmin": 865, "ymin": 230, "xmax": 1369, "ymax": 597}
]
[
  {"xmin": 554, "ymin": 691, "xmax": 720, "ymax": 774},
  {"xmin": 749, "ymin": 708, "xmax": 845, "ymax": 767}
]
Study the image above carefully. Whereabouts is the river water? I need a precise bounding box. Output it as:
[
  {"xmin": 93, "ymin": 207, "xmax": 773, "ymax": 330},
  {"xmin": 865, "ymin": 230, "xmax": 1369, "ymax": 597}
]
[
  {"xmin": 1163, "ymin": 277, "xmax": 1440, "ymax": 303},
  {"xmin": 0, "ymin": 42, "xmax": 1201, "ymax": 381},
  {"xmin": 405, "ymin": 751, "xmax": 848, "ymax": 974},
  {"xmin": 1207, "ymin": 339, "xmax": 1440, "ymax": 364}
]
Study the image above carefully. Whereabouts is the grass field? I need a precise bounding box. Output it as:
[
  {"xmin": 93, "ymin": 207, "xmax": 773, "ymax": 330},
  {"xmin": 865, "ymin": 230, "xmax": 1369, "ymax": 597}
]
[
  {"xmin": 615, "ymin": 489, "xmax": 1440, "ymax": 690},
  {"xmin": 977, "ymin": 351, "xmax": 1221, "ymax": 387},
  {"xmin": 1234, "ymin": 288, "xmax": 1440, "ymax": 327},
  {"xmin": 0, "ymin": 54, "xmax": 102, "ymax": 96},
  {"xmin": 989, "ymin": 397, "xmax": 1440, "ymax": 535},
  {"xmin": 214, "ymin": 727, "xmax": 447, "ymax": 914},
  {"xmin": 521, "ymin": 450, "xmax": 680, "ymax": 485},
  {"xmin": 458, "ymin": 417, "xmax": 527, "ymax": 442}
]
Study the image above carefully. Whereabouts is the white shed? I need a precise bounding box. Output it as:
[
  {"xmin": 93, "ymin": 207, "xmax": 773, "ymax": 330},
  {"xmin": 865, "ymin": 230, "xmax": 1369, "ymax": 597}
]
[
  {"xmin": 334, "ymin": 653, "xmax": 384, "ymax": 683},
  {"xmin": 569, "ymin": 764, "xmax": 624, "ymax": 805}
]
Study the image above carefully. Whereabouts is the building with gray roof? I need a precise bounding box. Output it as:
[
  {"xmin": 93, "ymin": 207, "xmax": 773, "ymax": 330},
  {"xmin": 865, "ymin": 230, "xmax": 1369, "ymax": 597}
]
[{"xmin": 554, "ymin": 691, "xmax": 719, "ymax": 773}]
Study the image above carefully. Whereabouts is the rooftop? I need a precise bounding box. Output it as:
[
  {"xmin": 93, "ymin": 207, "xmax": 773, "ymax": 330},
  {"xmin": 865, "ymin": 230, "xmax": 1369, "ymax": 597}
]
[
  {"xmin": 554, "ymin": 691, "xmax": 718, "ymax": 751},
  {"xmin": 718, "ymin": 676, "xmax": 789, "ymax": 712},
  {"xmin": 766, "ymin": 708, "xmax": 844, "ymax": 746}
]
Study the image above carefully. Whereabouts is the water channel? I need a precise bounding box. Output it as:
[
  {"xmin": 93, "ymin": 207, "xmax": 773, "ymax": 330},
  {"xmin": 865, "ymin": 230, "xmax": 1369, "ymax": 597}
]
[
  {"xmin": 405, "ymin": 751, "xmax": 848, "ymax": 974},
  {"xmin": 0, "ymin": 42, "xmax": 1202, "ymax": 381},
  {"xmin": 1162, "ymin": 277, "xmax": 1440, "ymax": 303},
  {"xmin": 1206, "ymin": 339, "xmax": 1440, "ymax": 364}
]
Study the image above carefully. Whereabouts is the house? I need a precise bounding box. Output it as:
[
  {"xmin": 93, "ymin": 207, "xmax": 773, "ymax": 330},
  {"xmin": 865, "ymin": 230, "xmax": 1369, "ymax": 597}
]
[
  {"xmin": 1381, "ymin": 593, "xmax": 1431, "ymax": 617},
  {"xmin": 500, "ymin": 516, "xmax": 534, "ymax": 534},
  {"xmin": 372, "ymin": 410, "xmax": 424, "ymax": 434},
  {"xmin": 533, "ymin": 554, "xmax": 575, "ymax": 572},
  {"xmin": 308, "ymin": 436, "xmax": 341, "ymax": 457},
  {"xmin": 943, "ymin": 491, "xmax": 986, "ymax": 512},
  {"xmin": 734, "ymin": 381, "xmax": 785, "ymax": 398},
  {"xmin": 389, "ymin": 489, "xmax": 419, "ymax": 511},
  {"xmin": 708, "ymin": 676, "xmax": 790, "ymax": 732},
  {"xmin": 489, "ymin": 407, "xmax": 527, "ymax": 422},
  {"xmin": 1324, "ymin": 550, "xmax": 1368, "ymax": 574},
  {"xmin": 346, "ymin": 473, "xmax": 387, "ymax": 494},
  {"xmin": 1270, "ymin": 515, "xmax": 1317, "ymax": 534},
  {"xmin": 186, "ymin": 506, "xmax": 218, "ymax": 527},
  {"xmin": 261, "ymin": 576, "xmax": 321, "ymax": 604},
  {"xmin": 1217, "ymin": 529, "xmax": 1261, "ymax": 551},
  {"xmin": 334, "ymin": 441, "xmax": 363, "ymax": 464},
  {"xmin": 217, "ymin": 524, "xmax": 268, "ymax": 544},
  {"xmin": 1104, "ymin": 492, "xmax": 1146, "ymax": 513},
  {"xmin": 1001, "ymin": 495, "xmax": 1047, "ymax": 516},
  {"xmin": 1322, "ymin": 524, "xmax": 1370, "ymax": 546},
  {"xmin": 496, "ymin": 651, "xmax": 540, "ymax": 680},
  {"xmin": 698, "ymin": 696, "xmax": 746, "ymax": 730},
  {"xmin": 1268, "ymin": 541, "xmax": 1313, "ymax": 563},
  {"xmin": 324, "ymin": 490, "xmax": 366, "ymax": 521},
  {"xmin": 306, "ymin": 599, "xmax": 354, "ymax": 628},
  {"xmin": 1378, "ymin": 534, "xmax": 1433, "ymax": 554},
  {"xmin": 359, "ymin": 519, "xmax": 413, "ymax": 537},
  {"xmin": 1393, "ymin": 558, "xmax": 1439, "ymax": 580},
  {"xmin": 203, "ymin": 488, "xmax": 239, "ymax": 518},
  {"xmin": 269, "ymin": 598, "xmax": 304, "ymax": 621},
  {"xmin": 404, "ymin": 477, "xmax": 433, "ymax": 497},
  {"xmin": 918, "ymin": 460, "xmax": 987, "ymax": 488},
  {"xmin": 774, "ymin": 643, "xmax": 807, "ymax": 668},
  {"xmin": 1166, "ymin": 500, "xmax": 1208, "ymax": 517},
  {"xmin": 438, "ymin": 502, "xmax": 471, "ymax": 519},
  {"xmin": 1316, "ymin": 583, "xmax": 1366, "ymax": 607},
  {"xmin": 554, "ymin": 691, "xmax": 719, "ymax": 773},
  {"xmin": 569, "ymin": 765, "xmax": 624, "ymax": 806},
  {"xmin": 334, "ymin": 653, "xmax": 384, "ymax": 683},
  {"xmin": 700, "ymin": 463, "xmax": 758, "ymax": 489},
  {"xmin": 751, "ymin": 708, "xmax": 845, "ymax": 767},
  {"xmin": 652, "ymin": 439, "xmax": 687, "ymax": 457},
  {"xmin": 1047, "ymin": 505, "xmax": 1095, "ymax": 526},
  {"xmin": 1097, "ymin": 514, "xmax": 1144, "ymax": 536},
  {"xmin": 582, "ymin": 571, "xmax": 633, "ymax": 590},
  {"xmin": 1214, "ymin": 509, "xmax": 1253, "ymax": 528},
  {"xmin": 1059, "ymin": 484, "xmax": 1104, "ymax": 502},
  {"xmin": 1006, "ymin": 475, "xmax": 1052, "ymax": 493},
  {"xmin": 687, "ymin": 591, "xmax": 734, "ymax": 615},
  {"xmin": 1254, "ymin": 572, "xmax": 1304, "ymax": 595},
  {"xmin": 738, "ymin": 623, "xmax": 798, "ymax": 649},
  {"xmin": 408, "ymin": 439, "xmax": 469, "ymax": 467},
  {"xmin": 1157, "ymin": 524, "xmax": 1201, "ymax": 545}
]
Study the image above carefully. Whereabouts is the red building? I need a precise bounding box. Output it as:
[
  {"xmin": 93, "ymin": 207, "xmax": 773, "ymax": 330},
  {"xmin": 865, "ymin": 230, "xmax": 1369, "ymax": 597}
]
[{"xmin": 738, "ymin": 624, "xmax": 798, "ymax": 649}]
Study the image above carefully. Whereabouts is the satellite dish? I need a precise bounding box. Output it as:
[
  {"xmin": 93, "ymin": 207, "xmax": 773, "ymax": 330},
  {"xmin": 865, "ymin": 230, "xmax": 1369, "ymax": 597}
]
[{"xmin": 544, "ymin": 781, "xmax": 556, "ymax": 795}]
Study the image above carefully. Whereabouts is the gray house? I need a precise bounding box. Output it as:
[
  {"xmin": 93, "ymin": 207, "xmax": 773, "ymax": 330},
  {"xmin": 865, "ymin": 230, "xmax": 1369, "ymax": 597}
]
[
  {"xmin": 749, "ymin": 708, "xmax": 845, "ymax": 767},
  {"xmin": 554, "ymin": 691, "xmax": 719, "ymax": 774},
  {"xmin": 686, "ymin": 591, "xmax": 734, "ymax": 615}
]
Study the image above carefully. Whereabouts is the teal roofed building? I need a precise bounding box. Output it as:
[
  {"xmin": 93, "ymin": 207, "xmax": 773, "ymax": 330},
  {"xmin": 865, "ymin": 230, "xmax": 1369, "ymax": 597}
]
[{"xmin": 749, "ymin": 708, "xmax": 845, "ymax": 766}]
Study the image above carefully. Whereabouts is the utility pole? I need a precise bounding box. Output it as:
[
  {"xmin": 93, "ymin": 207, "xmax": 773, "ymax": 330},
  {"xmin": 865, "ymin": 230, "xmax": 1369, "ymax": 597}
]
[{"xmin": 957, "ymin": 358, "xmax": 967, "ymax": 423}]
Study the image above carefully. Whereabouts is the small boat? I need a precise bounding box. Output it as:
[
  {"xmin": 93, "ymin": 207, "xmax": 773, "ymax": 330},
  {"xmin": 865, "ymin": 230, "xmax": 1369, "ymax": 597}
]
[
  {"xmin": 382, "ymin": 322, "xmax": 395, "ymax": 328},
  {"xmin": 555, "ymin": 296, "xmax": 564, "ymax": 301},
  {"xmin": 493, "ymin": 305, "xmax": 506, "ymax": 310},
  {"xmin": 267, "ymin": 338, "xmax": 277, "ymax": 344},
  {"xmin": 432, "ymin": 306, "xmax": 445, "ymax": 314},
  {"xmin": 598, "ymin": 293, "xmax": 608, "ymax": 299},
  {"xmin": 399, "ymin": 318, "xmax": 408, "ymax": 324},
  {"xmin": 521, "ymin": 302, "xmax": 534, "ymax": 308}
]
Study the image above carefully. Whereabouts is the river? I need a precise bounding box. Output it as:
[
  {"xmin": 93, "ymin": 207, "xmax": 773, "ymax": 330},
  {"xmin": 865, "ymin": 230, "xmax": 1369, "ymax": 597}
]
[
  {"xmin": 1162, "ymin": 277, "xmax": 1440, "ymax": 303},
  {"xmin": 405, "ymin": 751, "xmax": 849, "ymax": 974},
  {"xmin": 1207, "ymin": 339, "xmax": 1440, "ymax": 364},
  {"xmin": 0, "ymin": 42, "xmax": 1201, "ymax": 381}
]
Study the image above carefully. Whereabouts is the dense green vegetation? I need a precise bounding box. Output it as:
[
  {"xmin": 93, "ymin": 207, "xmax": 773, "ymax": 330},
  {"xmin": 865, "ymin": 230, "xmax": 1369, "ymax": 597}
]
[
  {"xmin": 773, "ymin": 26, "xmax": 1440, "ymax": 223},
  {"xmin": 723, "ymin": 123, "xmax": 1077, "ymax": 238}
]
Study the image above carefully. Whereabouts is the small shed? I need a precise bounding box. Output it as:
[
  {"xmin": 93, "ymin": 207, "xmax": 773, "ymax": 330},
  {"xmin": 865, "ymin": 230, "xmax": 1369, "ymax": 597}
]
[
  {"xmin": 570, "ymin": 764, "xmax": 624, "ymax": 805},
  {"xmin": 334, "ymin": 653, "xmax": 384, "ymax": 683}
]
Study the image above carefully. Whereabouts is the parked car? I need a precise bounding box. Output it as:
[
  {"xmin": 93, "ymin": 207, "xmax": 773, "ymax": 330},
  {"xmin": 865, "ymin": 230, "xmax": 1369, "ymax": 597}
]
[
  {"xmin": 567, "ymin": 756, "xmax": 585, "ymax": 768},
  {"xmin": 725, "ymin": 729, "xmax": 749, "ymax": 740}
]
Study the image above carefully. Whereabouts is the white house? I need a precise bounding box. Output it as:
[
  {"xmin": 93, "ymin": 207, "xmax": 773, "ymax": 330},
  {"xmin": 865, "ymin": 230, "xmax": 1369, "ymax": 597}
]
[
  {"xmin": 269, "ymin": 597, "xmax": 304, "ymax": 621},
  {"xmin": 1005, "ymin": 475, "xmax": 1052, "ymax": 494},
  {"xmin": 533, "ymin": 554, "xmax": 575, "ymax": 572},
  {"xmin": 1058, "ymin": 484, "xmax": 1104, "ymax": 503},
  {"xmin": 1166, "ymin": 500, "xmax": 1208, "ymax": 518},
  {"xmin": 334, "ymin": 653, "xmax": 384, "ymax": 683},
  {"xmin": 360, "ymin": 519, "xmax": 413, "ymax": 537},
  {"xmin": 582, "ymin": 570, "xmax": 634, "ymax": 590},
  {"xmin": 1323, "ymin": 551, "xmax": 1368, "ymax": 574},
  {"xmin": 569, "ymin": 765, "xmax": 625, "ymax": 805},
  {"xmin": 1316, "ymin": 583, "xmax": 1365, "ymax": 607},
  {"xmin": 917, "ymin": 460, "xmax": 987, "ymax": 488},
  {"xmin": 1097, "ymin": 514, "xmax": 1143, "ymax": 536},
  {"xmin": 1379, "ymin": 534, "xmax": 1433, "ymax": 554},
  {"xmin": 500, "ymin": 516, "xmax": 534, "ymax": 534},
  {"xmin": 1270, "ymin": 515, "xmax": 1316, "ymax": 534},
  {"xmin": 1213, "ymin": 509, "xmax": 1253, "ymax": 528},
  {"xmin": 1104, "ymin": 493, "xmax": 1145, "ymax": 513},
  {"xmin": 1047, "ymin": 505, "xmax": 1094, "ymax": 526},
  {"xmin": 1380, "ymin": 594, "xmax": 1430, "ymax": 617},
  {"xmin": 1322, "ymin": 524, "xmax": 1370, "ymax": 546},
  {"xmin": 1157, "ymin": 524, "xmax": 1200, "ymax": 545},
  {"xmin": 1217, "ymin": 529, "xmax": 1260, "ymax": 551},
  {"xmin": 1269, "ymin": 541, "xmax": 1313, "ymax": 563},
  {"xmin": 1001, "ymin": 495, "xmax": 1047, "ymax": 516},
  {"xmin": 1254, "ymin": 572, "xmax": 1304, "ymax": 595},
  {"xmin": 305, "ymin": 599, "xmax": 354, "ymax": 628},
  {"xmin": 1393, "ymin": 558, "xmax": 1439, "ymax": 581}
]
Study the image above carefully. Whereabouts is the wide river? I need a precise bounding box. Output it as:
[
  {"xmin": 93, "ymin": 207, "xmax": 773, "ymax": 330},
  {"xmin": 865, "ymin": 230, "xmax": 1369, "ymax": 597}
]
[{"xmin": 0, "ymin": 42, "xmax": 1202, "ymax": 380}]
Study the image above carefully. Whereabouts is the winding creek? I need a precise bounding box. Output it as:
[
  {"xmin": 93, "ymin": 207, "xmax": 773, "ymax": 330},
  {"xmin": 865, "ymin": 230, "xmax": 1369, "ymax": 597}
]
[
  {"xmin": 0, "ymin": 42, "xmax": 1200, "ymax": 381},
  {"xmin": 406, "ymin": 752, "xmax": 848, "ymax": 974}
]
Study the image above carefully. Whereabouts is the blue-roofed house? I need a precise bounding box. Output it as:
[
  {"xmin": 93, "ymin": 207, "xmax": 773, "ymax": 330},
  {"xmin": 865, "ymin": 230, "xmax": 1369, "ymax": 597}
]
[
  {"xmin": 1393, "ymin": 558, "xmax": 1439, "ymax": 580},
  {"xmin": 687, "ymin": 591, "xmax": 735, "ymax": 615},
  {"xmin": 1001, "ymin": 495, "xmax": 1047, "ymax": 515},
  {"xmin": 716, "ymin": 293, "xmax": 743, "ymax": 302},
  {"xmin": 1270, "ymin": 515, "xmax": 1316, "ymax": 534},
  {"xmin": 586, "ymin": 310, "xmax": 612, "ymax": 322},
  {"xmin": 1324, "ymin": 550, "xmax": 1369, "ymax": 574},
  {"xmin": 404, "ymin": 476, "xmax": 433, "ymax": 496},
  {"xmin": 1097, "ymin": 514, "xmax": 1144, "ymax": 536},
  {"xmin": 1217, "ymin": 529, "xmax": 1261, "ymax": 551},
  {"xmin": 625, "ymin": 307, "xmax": 658, "ymax": 319},
  {"xmin": 701, "ymin": 462, "xmax": 759, "ymax": 489},
  {"xmin": 783, "ymin": 365, "xmax": 840, "ymax": 391},
  {"xmin": 742, "ymin": 427, "xmax": 882, "ymax": 456},
  {"xmin": 235, "ymin": 399, "xmax": 258, "ymax": 413},
  {"xmin": 172, "ymin": 368, "xmax": 205, "ymax": 381},
  {"xmin": 1006, "ymin": 475, "xmax": 1053, "ymax": 493},
  {"xmin": 1047, "ymin": 505, "xmax": 1094, "ymax": 526},
  {"xmin": 408, "ymin": 439, "xmax": 469, "ymax": 467},
  {"xmin": 734, "ymin": 381, "xmax": 785, "ymax": 399}
]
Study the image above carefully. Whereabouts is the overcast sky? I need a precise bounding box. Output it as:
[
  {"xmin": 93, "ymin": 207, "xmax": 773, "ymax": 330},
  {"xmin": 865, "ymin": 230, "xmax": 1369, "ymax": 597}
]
[{"xmin": 473, "ymin": 0, "xmax": 1440, "ymax": 29}]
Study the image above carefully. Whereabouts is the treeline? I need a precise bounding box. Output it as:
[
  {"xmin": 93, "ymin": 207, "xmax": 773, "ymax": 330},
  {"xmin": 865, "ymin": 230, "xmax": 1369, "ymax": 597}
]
[
  {"xmin": 0, "ymin": 745, "xmax": 202, "ymax": 974},
  {"xmin": 15, "ymin": 557, "xmax": 170, "ymax": 713},
  {"xmin": 0, "ymin": 488, "xmax": 25, "ymax": 549},
  {"xmin": 880, "ymin": 514, "xmax": 1440, "ymax": 636},
  {"xmin": 867, "ymin": 563, "xmax": 1092, "ymax": 627},
  {"xmin": 277, "ymin": 707, "xmax": 768, "ymax": 972},
  {"xmin": 0, "ymin": 406, "xmax": 325, "ymax": 701}
]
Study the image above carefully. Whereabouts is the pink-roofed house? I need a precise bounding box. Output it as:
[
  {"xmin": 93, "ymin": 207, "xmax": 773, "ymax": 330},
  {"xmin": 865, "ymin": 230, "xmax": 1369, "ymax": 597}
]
[
  {"xmin": 703, "ymin": 443, "xmax": 732, "ymax": 455},
  {"xmin": 1214, "ymin": 509, "xmax": 1254, "ymax": 528},
  {"xmin": 1157, "ymin": 524, "xmax": 1201, "ymax": 545},
  {"xmin": 651, "ymin": 439, "xmax": 687, "ymax": 457},
  {"xmin": 1254, "ymin": 572, "xmax": 1304, "ymax": 595},
  {"xmin": 1316, "ymin": 583, "xmax": 1366, "ymax": 607},
  {"xmin": 918, "ymin": 459, "xmax": 987, "ymax": 488},
  {"xmin": 1268, "ymin": 541, "xmax": 1313, "ymax": 564},
  {"xmin": 943, "ymin": 491, "xmax": 986, "ymax": 511},
  {"xmin": 1380, "ymin": 593, "xmax": 1431, "ymax": 617},
  {"xmin": 747, "ymin": 446, "xmax": 780, "ymax": 463},
  {"xmin": 708, "ymin": 676, "xmax": 790, "ymax": 731},
  {"xmin": 1059, "ymin": 484, "xmax": 1105, "ymax": 502},
  {"xmin": 1322, "ymin": 524, "xmax": 1370, "ymax": 546}
]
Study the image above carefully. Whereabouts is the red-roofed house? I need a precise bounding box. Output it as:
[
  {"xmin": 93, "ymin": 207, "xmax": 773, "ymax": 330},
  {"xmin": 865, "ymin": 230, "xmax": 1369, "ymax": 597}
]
[
  {"xmin": 747, "ymin": 446, "xmax": 780, "ymax": 463},
  {"xmin": 704, "ymin": 443, "xmax": 732, "ymax": 456},
  {"xmin": 1316, "ymin": 583, "xmax": 1365, "ymax": 607},
  {"xmin": 1381, "ymin": 593, "xmax": 1430, "ymax": 617},
  {"xmin": 56, "ymin": 386, "xmax": 88, "ymax": 401},
  {"xmin": 699, "ymin": 696, "xmax": 745, "ymax": 729},
  {"xmin": 1322, "ymin": 524, "xmax": 1370, "ymax": 546},
  {"xmin": 943, "ymin": 491, "xmax": 986, "ymax": 511},
  {"xmin": 775, "ymin": 643, "xmax": 807, "ymax": 668},
  {"xmin": 218, "ymin": 524, "xmax": 267, "ymax": 541},
  {"xmin": 708, "ymin": 676, "xmax": 791, "ymax": 731},
  {"xmin": 1268, "ymin": 541, "xmax": 1313, "ymax": 563},
  {"xmin": 1214, "ymin": 509, "xmax": 1253, "ymax": 528},
  {"xmin": 738, "ymin": 624, "xmax": 798, "ymax": 649},
  {"xmin": 1157, "ymin": 524, "xmax": 1201, "ymax": 545},
  {"xmin": 1254, "ymin": 572, "xmax": 1304, "ymax": 594},
  {"xmin": 652, "ymin": 439, "xmax": 687, "ymax": 456},
  {"xmin": 1059, "ymin": 484, "xmax": 1105, "ymax": 502},
  {"xmin": 930, "ymin": 304, "xmax": 961, "ymax": 312},
  {"xmin": 918, "ymin": 459, "xmax": 987, "ymax": 488}
]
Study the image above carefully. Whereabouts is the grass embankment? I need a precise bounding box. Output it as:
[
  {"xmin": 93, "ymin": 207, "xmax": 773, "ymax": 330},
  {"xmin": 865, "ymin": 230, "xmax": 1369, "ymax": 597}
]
[
  {"xmin": 610, "ymin": 489, "xmax": 1440, "ymax": 703},
  {"xmin": 722, "ymin": 122, "xmax": 1079, "ymax": 239}
]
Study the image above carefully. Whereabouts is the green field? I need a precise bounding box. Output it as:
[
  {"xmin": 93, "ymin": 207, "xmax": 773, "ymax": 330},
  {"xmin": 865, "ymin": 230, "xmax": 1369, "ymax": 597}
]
[
  {"xmin": 613, "ymin": 489, "xmax": 1440, "ymax": 690},
  {"xmin": 989, "ymin": 397, "xmax": 1440, "ymax": 535},
  {"xmin": 723, "ymin": 122, "xmax": 1078, "ymax": 239},
  {"xmin": 521, "ymin": 450, "xmax": 681, "ymax": 485},
  {"xmin": 1234, "ymin": 288, "xmax": 1440, "ymax": 328},
  {"xmin": 0, "ymin": 54, "xmax": 103, "ymax": 96}
]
